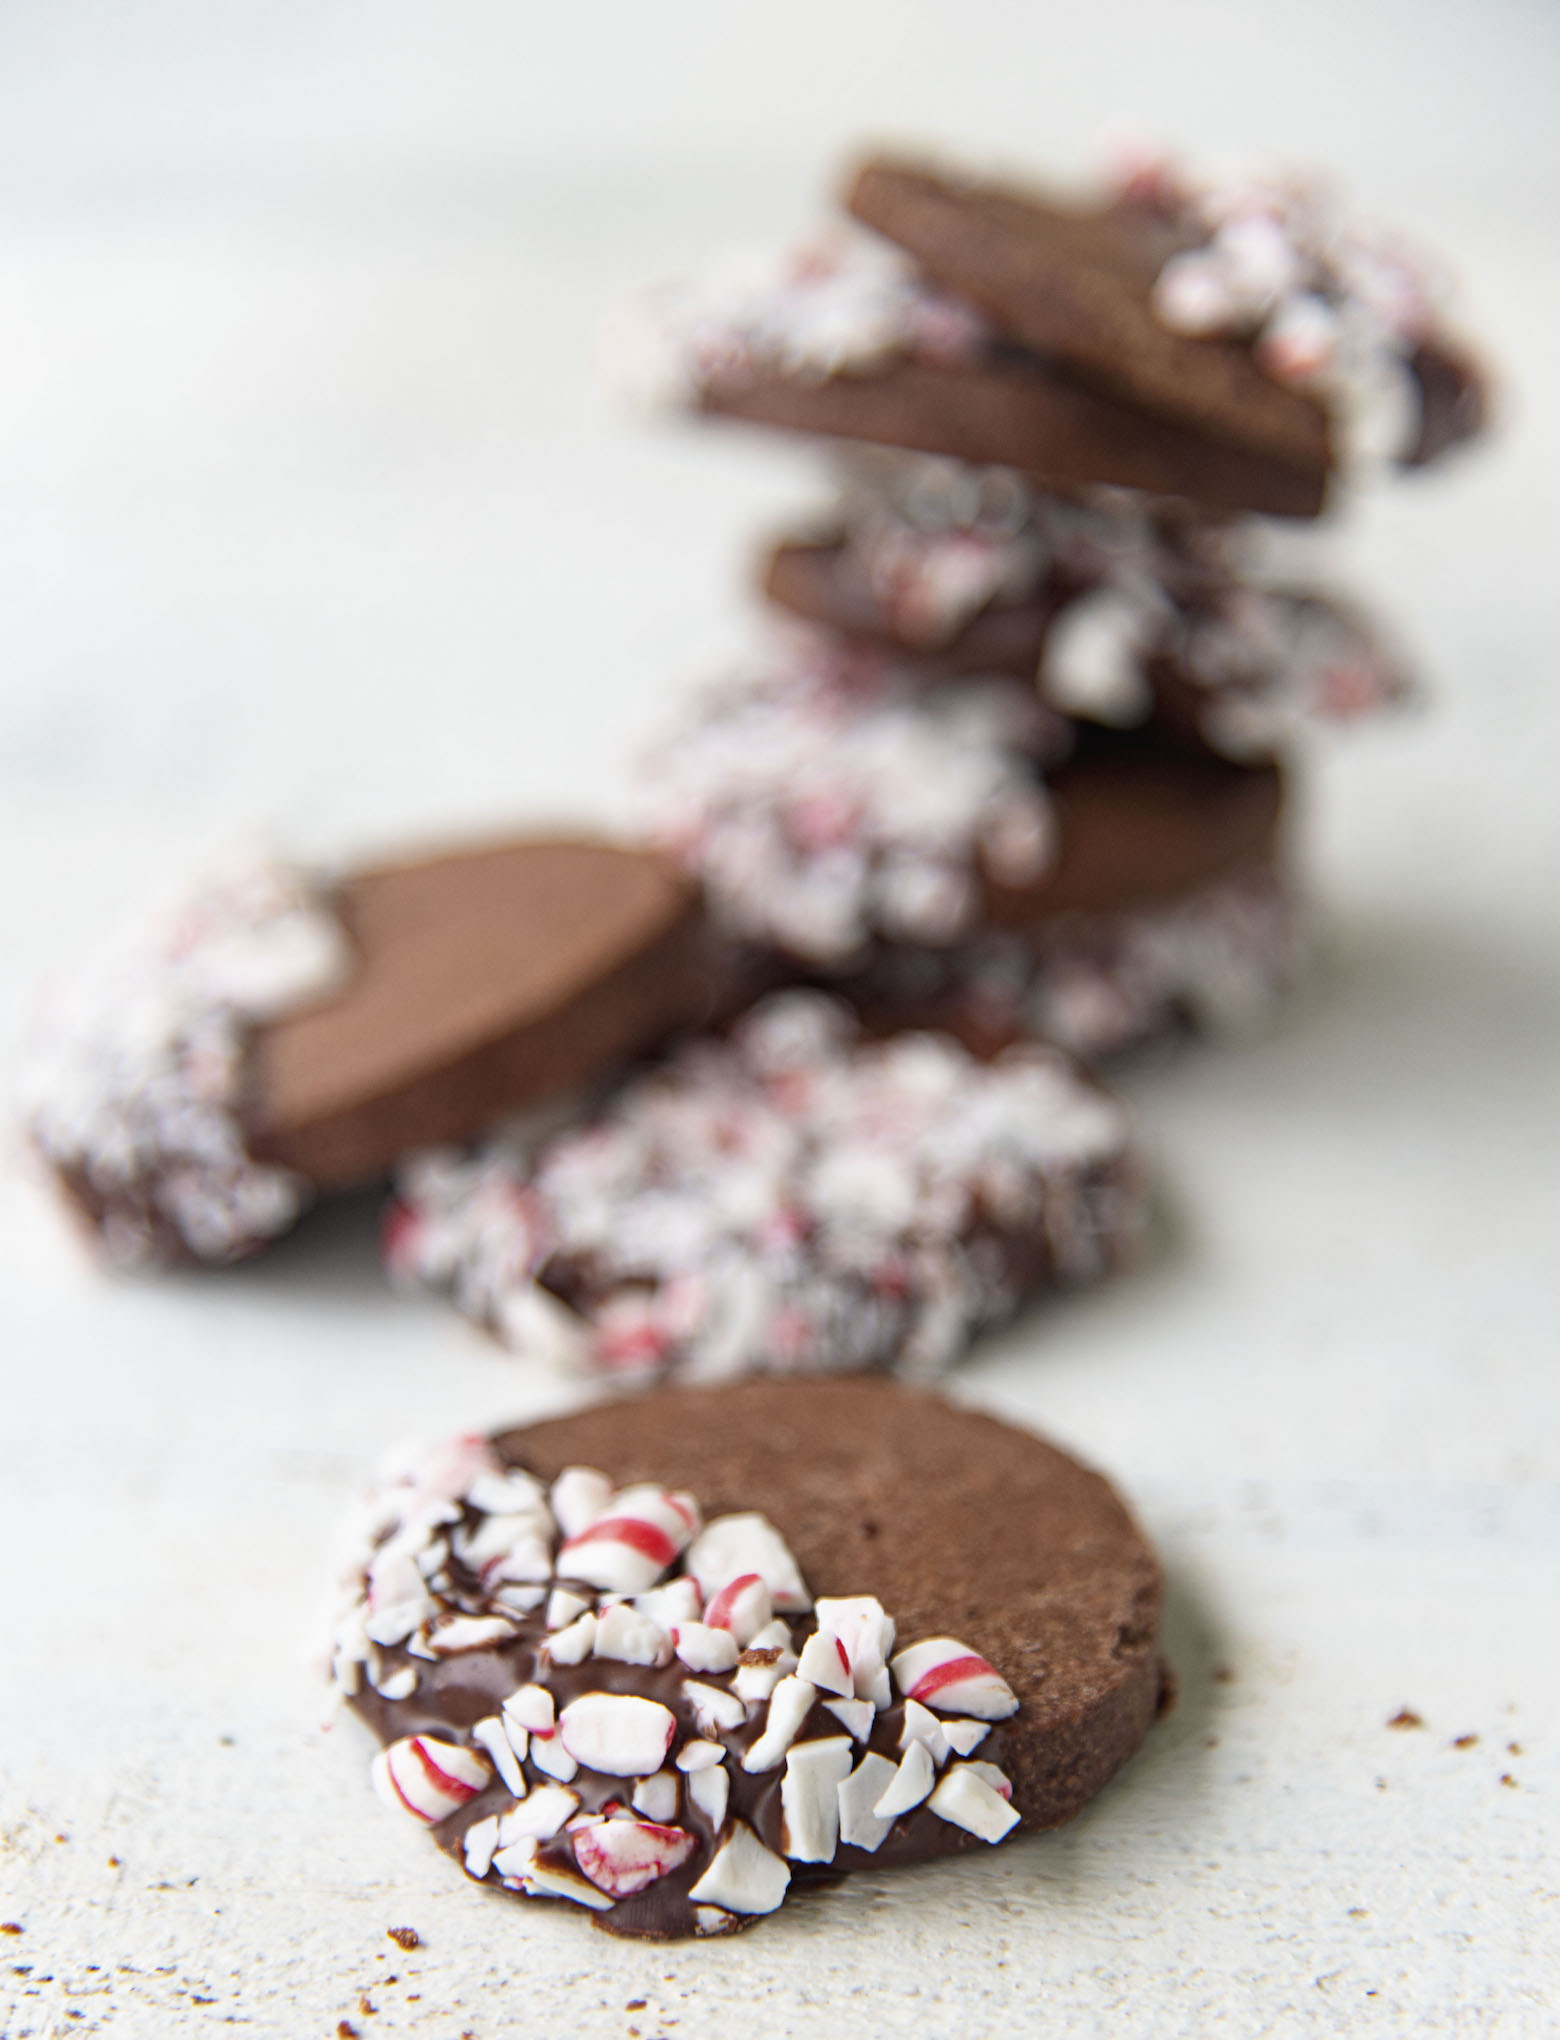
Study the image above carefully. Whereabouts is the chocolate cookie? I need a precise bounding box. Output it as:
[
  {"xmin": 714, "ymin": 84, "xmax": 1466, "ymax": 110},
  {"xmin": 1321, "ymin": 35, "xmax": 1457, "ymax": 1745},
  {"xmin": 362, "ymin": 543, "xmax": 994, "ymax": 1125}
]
[
  {"xmin": 329, "ymin": 1379, "xmax": 1167, "ymax": 1939},
  {"xmin": 846, "ymin": 153, "xmax": 1487, "ymax": 486},
  {"xmin": 607, "ymin": 234, "xmax": 1326, "ymax": 517},
  {"xmin": 386, "ymin": 989, "xmax": 1140, "ymax": 1382},
  {"xmin": 760, "ymin": 455, "xmax": 1408, "ymax": 759},
  {"xmin": 637, "ymin": 645, "xmax": 1282, "ymax": 969},
  {"xmin": 21, "ymin": 838, "xmax": 717, "ymax": 1266}
]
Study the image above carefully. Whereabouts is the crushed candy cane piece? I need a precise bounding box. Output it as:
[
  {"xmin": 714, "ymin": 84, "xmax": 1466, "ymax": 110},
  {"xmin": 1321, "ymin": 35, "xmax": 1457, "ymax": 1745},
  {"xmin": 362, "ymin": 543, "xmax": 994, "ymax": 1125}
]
[
  {"xmin": 687, "ymin": 1822, "xmax": 792, "ymax": 1916},
  {"xmin": 891, "ymin": 1638, "xmax": 1019, "ymax": 1719},
  {"xmin": 372, "ymin": 1736, "xmax": 491, "ymax": 1826},
  {"xmin": 574, "ymin": 1818, "xmax": 696, "ymax": 1900},
  {"xmin": 781, "ymin": 1737, "xmax": 854, "ymax": 1861},
  {"xmin": 559, "ymin": 1693, "xmax": 678, "ymax": 1778},
  {"xmin": 873, "ymin": 1738, "xmax": 935, "ymax": 1820},
  {"xmin": 926, "ymin": 1763, "xmax": 1021, "ymax": 1843}
]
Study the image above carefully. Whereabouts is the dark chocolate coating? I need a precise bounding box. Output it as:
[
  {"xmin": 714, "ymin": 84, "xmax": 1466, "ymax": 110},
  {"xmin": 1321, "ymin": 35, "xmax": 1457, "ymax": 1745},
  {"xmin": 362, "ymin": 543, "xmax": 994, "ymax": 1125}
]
[{"xmin": 350, "ymin": 1381, "xmax": 1167, "ymax": 1937}]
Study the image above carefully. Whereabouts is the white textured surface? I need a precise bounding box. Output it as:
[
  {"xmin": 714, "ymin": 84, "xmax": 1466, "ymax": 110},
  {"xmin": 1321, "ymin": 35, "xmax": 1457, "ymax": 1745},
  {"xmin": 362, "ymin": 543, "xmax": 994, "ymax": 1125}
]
[{"xmin": 1, "ymin": 5, "xmax": 1557, "ymax": 2035}]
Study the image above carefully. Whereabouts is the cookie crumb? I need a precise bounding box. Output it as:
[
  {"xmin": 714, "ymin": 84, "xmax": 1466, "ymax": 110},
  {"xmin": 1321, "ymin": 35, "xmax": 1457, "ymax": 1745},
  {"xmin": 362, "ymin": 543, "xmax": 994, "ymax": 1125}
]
[
  {"xmin": 1451, "ymin": 1734, "xmax": 1478, "ymax": 1750},
  {"xmin": 337, "ymin": 2024, "xmax": 359, "ymax": 2039},
  {"xmin": 1499, "ymin": 1773, "xmax": 1518, "ymax": 1789},
  {"xmin": 359, "ymin": 1996, "xmax": 377, "ymax": 2015},
  {"xmin": 0, "ymin": 1925, "xmax": 21, "ymax": 1936},
  {"xmin": 386, "ymin": 1928, "xmax": 420, "ymax": 1951},
  {"xmin": 1386, "ymin": 1708, "xmax": 1423, "ymax": 1730},
  {"xmin": 628, "ymin": 2004, "xmax": 648, "ymax": 2013},
  {"xmin": 1507, "ymin": 1741, "xmax": 1523, "ymax": 1756}
]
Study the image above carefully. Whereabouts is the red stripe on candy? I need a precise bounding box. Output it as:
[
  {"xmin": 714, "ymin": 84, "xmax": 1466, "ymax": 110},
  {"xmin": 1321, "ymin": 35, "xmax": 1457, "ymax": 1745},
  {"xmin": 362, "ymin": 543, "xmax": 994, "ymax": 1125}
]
[
  {"xmin": 705, "ymin": 1574, "xmax": 760, "ymax": 1629},
  {"xmin": 909, "ymin": 1655, "xmax": 995, "ymax": 1705},
  {"xmin": 563, "ymin": 1517, "xmax": 677, "ymax": 1568},
  {"xmin": 409, "ymin": 1737, "xmax": 480, "ymax": 1810}
]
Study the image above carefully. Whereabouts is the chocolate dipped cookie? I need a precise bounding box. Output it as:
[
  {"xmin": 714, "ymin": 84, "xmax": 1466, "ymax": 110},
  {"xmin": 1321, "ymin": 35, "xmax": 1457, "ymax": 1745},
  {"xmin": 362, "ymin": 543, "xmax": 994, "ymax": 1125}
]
[
  {"xmin": 846, "ymin": 151, "xmax": 1487, "ymax": 491},
  {"xmin": 329, "ymin": 1379, "xmax": 1167, "ymax": 1939},
  {"xmin": 21, "ymin": 838, "xmax": 720, "ymax": 1266},
  {"xmin": 386, "ymin": 989, "xmax": 1140, "ymax": 1382}
]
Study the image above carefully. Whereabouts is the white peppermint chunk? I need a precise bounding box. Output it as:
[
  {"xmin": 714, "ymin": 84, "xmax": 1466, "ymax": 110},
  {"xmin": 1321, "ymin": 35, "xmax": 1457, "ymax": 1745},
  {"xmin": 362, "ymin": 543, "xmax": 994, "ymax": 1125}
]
[
  {"xmin": 635, "ymin": 1577, "xmax": 703, "ymax": 1630},
  {"xmin": 528, "ymin": 1732, "xmax": 579, "ymax": 1784},
  {"xmin": 549, "ymin": 1466, "xmax": 614, "ymax": 1540},
  {"xmin": 899, "ymin": 1699, "xmax": 950, "ymax": 1767},
  {"xmin": 426, "ymin": 1614, "xmax": 516, "ymax": 1657},
  {"xmin": 673, "ymin": 1622, "xmax": 741, "ymax": 1674},
  {"xmin": 837, "ymin": 1751, "xmax": 900, "ymax": 1853},
  {"xmin": 822, "ymin": 1697, "xmax": 876, "ymax": 1742},
  {"xmin": 734, "ymin": 1647, "xmax": 798, "ymax": 1705},
  {"xmin": 631, "ymin": 1771, "xmax": 680, "ymax": 1823},
  {"xmin": 891, "ymin": 1637, "xmax": 1018, "ymax": 1719},
  {"xmin": 495, "ymin": 1835, "xmax": 615, "ymax": 1910},
  {"xmin": 503, "ymin": 1683, "xmax": 554, "ymax": 1736},
  {"xmin": 960, "ymin": 1760, "xmax": 1014, "ymax": 1799},
  {"xmin": 743, "ymin": 1675, "xmax": 817, "ymax": 1773},
  {"xmin": 688, "ymin": 1762, "xmax": 729, "ymax": 1828},
  {"xmin": 927, "ymin": 1763, "xmax": 1020, "ymax": 1843},
  {"xmin": 796, "ymin": 1628, "xmax": 853, "ymax": 1698},
  {"xmin": 812, "ymin": 1596, "xmax": 896, "ymax": 1703},
  {"xmin": 873, "ymin": 1737, "xmax": 935, "ymax": 1820},
  {"xmin": 687, "ymin": 1821, "xmax": 791, "ymax": 1916},
  {"xmin": 780, "ymin": 1736, "xmax": 853, "ymax": 1862},
  {"xmin": 683, "ymin": 1680, "xmax": 747, "ymax": 1736},
  {"xmin": 463, "ymin": 1814, "xmax": 501, "ymax": 1879},
  {"xmin": 942, "ymin": 1718, "xmax": 991, "ymax": 1758},
  {"xmin": 559, "ymin": 1692, "xmax": 677, "ymax": 1777},
  {"xmin": 687, "ymin": 1514, "xmax": 811, "ymax": 1613},
  {"xmin": 702, "ymin": 1573, "xmax": 771, "ymax": 1646},
  {"xmin": 373, "ymin": 1666, "xmax": 417, "ymax": 1703},
  {"xmin": 573, "ymin": 1817, "xmax": 696, "ymax": 1899},
  {"xmin": 546, "ymin": 1586, "xmax": 592, "ymax": 1631},
  {"xmin": 593, "ymin": 1602, "xmax": 673, "ymax": 1667},
  {"xmin": 496, "ymin": 1785, "xmax": 578, "ymax": 1842},
  {"xmin": 471, "ymin": 1715, "xmax": 527, "ymax": 1797},
  {"xmin": 544, "ymin": 1611, "xmax": 598, "ymax": 1666},
  {"xmin": 676, "ymin": 1739, "xmax": 726, "ymax": 1773}
]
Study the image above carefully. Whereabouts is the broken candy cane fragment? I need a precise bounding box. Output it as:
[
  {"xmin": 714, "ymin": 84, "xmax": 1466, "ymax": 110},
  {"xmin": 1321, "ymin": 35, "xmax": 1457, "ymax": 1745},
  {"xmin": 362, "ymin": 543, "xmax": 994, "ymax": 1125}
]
[
  {"xmin": 635, "ymin": 1577, "xmax": 702, "ymax": 1630},
  {"xmin": 558, "ymin": 1485, "xmax": 701, "ymax": 1593},
  {"xmin": 573, "ymin": 1818, "xmax": 696, "ymax": 1899},
  {"xmin": 463, "ymin": 1814, "xmax": 501, "ymax": 1879},
  {"xmin": 496, "ymin": 1785, "xmax": 579, "ymax": 1843},
  {"xmin": 546, "ymin": 1586, "xmax": 592, "ymax": 1631},
  {"xmin": 631, "ymin": 1771, "xmax": 680, "ymax": 1823},
  {"xmin": 695, "ymin": 1904, "xmax": 737, "ymax": 1935},
  {"xmin": 686, "ymin": 1514, "xmax": 810, "ymax": 1613},
  {"xmin": 873, "ymin": 1737, "xmax": 935, "ymax": 1820},
  {"xmin": 673, "ymin": 1622, "xmax": 741, "ymax": 1674},
  {"xmin": 837, "ymin": 1751, "xmax": 900, "ymax": 1853},
  {"xmin": 796, "ymin": 1629, "xmax": 854, "ymax": 1698},
  {"xmin": 471, "ymin": 1715, "xmax": 527, "ymax": 1797},
  {"xmin": 559, "ymin": 1692, "xmax": 678, "ymax": 1777},
  {"xmin": 529, "ymin": 1733, "xmax": 580, "ymax": 1784},
  {"xmin": 426, "ymin": 1613, "xmax": 517, "ymax": 1656},
  {"xmin": 687, "ymin": 1821, "xmax": 792, "ymax": 1915},
  {"xmin": 682, "ymin": 1680, "xmax": 747, "ymax": 1736},
  {"xmin": 593, "ymin": 1602, "xmax": 673, "ymax": 1667},
  {"xmin": 811, "ymin": 1597, "xmax": 896, "ymax": 1703},
  {"xmin": 743, "ymin": 1675, "xmax": 818, "ymax": 1773},
  {"xmin": 374, "ymin": 1666, "xmax": 418, "ymax": 1703},
  {"xmin": 960, "ymin": 1760, "xmax": 1014, "ymax": 1799},
  {"xmin": 891, "ymin": 1638, "xmax": 1019, "ymax": 1720},
  {"xmin": 549, "ymin": 1466, "xmax": 613, "ymax": 1541},
  {"xmin": 733, "ymin": 1645, "xmax": 799, "ymax": 1705},
  {"xmin": 941, "ymin": 1718, "xmax": 991, "ymax": 1758},
  {"xmin": 372, "ymin": 1735, "xmax": 491, "ymax": 1826},
  {"xmin": 544, "ymin": 1611, "xmax": 597, "ymax": 1666},
  {"xmin": 675, "ymin": 1739, "xmax": 726, "ymax": 1774},
  {"xmin": 702, "ymin": 1573, "xmax": 771, "ymax": 1646},
  {"xmin": 823, "ymin": 1696, "xmax": 876, "ymax": 1742},
  {"xmin": 899, "ymin": 1699, "xmax": 949, "ymax": 1767},
  {"xmin": 495, "ymin": 1836, "xmax": 615, "ymax": 1910},
  {"xmin": 926, "ymin": 1763, "xmax": 1020, "ymax": 1843},
  {"xmin": 688, "ymin": 1764, "xmax": 729, "ymax": 1827},
  {"xmin": 780, "ymin": 1737, "xmax": 854, "ymax": 1862},
  {"xmin": 503, "ymin": 1683, "xmax": 554, "ymax": 1736}
]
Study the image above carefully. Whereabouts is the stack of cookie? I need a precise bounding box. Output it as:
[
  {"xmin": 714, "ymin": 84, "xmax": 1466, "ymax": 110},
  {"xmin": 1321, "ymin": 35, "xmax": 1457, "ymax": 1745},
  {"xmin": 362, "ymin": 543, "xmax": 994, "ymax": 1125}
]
[{"xmin": 610, "ymin": 148, "xmax": 1486, "ymax": 1062}]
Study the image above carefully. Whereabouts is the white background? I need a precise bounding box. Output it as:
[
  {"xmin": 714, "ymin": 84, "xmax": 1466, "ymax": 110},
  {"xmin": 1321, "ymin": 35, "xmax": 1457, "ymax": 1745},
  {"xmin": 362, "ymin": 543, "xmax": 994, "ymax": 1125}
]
[{"xmin": 0, "ymin": 4, "xmax": 1556, "ymax": 2034}]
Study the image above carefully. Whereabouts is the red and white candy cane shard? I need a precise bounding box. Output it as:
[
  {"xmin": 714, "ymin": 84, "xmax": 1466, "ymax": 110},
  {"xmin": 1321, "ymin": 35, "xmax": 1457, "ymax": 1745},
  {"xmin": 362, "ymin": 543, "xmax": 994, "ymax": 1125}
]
[
  {"xmin": 926, "ymin": 1764, "xmax": 1020, "ymax": 1843},
  {"xmin": 558, "ymin": 1484, "xmax": 701, "ymax": 1594},
  {"xmin": 372, "ymin": 1735, "xmax": 491, "ymax": 1826},
  {"xmin": 890, "ymin": 1638, "xmax": 1019, "ymax": 1720},
  {"xmin": 686, "ymin": 1513, "xmax": 811, "ymax": 1613},
  {"xmin": 687, "ymin": 1822, "xmax": 792, "ymax": 1917},
  {"xmin": 559, "ymin": 1692, "xmax": 678, "ymax": 1777},
  {"xmin": 549, "ymin": 1465, "xmax": 614, "ymax": 1541},
  {"xmin": 573, "ymin": 1818, "xmax": 696, "ymax": 1899},
  {"xmin": 702, "ymin": 1573, "xmax": 771, "ymax": 1646}
]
